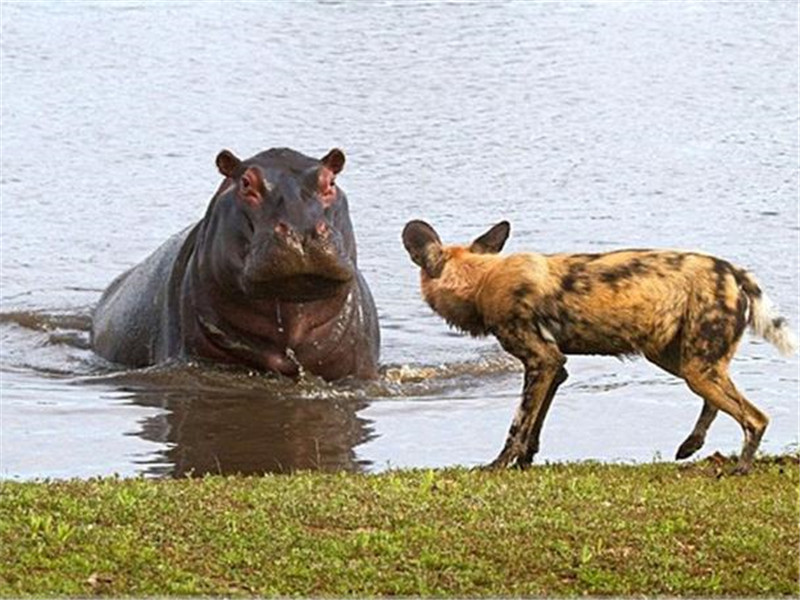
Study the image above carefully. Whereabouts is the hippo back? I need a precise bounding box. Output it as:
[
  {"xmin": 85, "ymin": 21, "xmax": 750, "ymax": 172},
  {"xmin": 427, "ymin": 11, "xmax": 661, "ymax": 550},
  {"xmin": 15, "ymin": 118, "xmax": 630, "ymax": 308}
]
[{"xmin": 91, "ymin": 225, "xmax": 197, "ymax": 366}]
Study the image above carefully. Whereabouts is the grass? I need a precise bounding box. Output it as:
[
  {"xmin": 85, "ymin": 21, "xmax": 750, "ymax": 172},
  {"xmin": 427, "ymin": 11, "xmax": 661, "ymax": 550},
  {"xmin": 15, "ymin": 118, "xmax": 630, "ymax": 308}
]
[{"xmin": 0, "ymin": 455, "xmax": 797, "ymax": 597}]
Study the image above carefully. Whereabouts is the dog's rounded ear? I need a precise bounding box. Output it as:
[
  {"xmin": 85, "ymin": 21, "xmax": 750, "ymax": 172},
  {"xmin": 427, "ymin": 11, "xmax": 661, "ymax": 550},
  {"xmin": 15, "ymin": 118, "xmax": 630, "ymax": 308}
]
[
  {"xmin": 470, "ymin": 221, "xmax": 510, "ymax": 255},
  {"xmin": 402, "ymin": 220, "xmax": 445, "ymax": 278}
]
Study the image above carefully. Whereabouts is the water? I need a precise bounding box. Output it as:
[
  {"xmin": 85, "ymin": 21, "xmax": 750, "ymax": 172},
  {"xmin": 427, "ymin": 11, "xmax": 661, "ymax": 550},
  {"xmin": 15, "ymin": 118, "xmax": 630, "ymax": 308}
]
[{"xmin": 1, "ymin": 1, "xmax": 797, "ymax": 479}]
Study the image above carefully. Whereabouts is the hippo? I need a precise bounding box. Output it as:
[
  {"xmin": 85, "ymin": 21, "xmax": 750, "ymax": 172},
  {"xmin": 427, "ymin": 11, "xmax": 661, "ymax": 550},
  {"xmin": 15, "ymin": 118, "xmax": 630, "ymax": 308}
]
[{"xmin": 91, "ymin": 147, "xmax": 380, "ymax": 380}]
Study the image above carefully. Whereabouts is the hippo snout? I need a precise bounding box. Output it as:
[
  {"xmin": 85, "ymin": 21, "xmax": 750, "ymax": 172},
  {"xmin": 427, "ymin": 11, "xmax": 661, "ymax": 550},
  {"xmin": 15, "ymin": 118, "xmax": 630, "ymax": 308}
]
[
  {"xmin": 273, "ymin": 220, "xmax": 331, "ymax": 244},
  {"xmin": 271, "ymin": 221, "xmax": 305, "ymax": 255},
  {"xmin": 242, "ymin": 221, "xmax": 353, "ymax": 301}
]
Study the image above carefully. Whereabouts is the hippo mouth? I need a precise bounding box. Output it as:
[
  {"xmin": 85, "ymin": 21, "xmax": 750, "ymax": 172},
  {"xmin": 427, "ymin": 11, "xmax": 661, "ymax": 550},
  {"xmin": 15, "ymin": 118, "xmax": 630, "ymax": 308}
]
[
  {"xmin": 263, "ymin": 273, "xmax": 352, "ymax": 301},
  {"xmin": 242, "ymin": 238, "xmax": 355, "ymax": 301},
  {"xmin": 243, "ymin": 267, "xmax": 353, "ymax": 301}
]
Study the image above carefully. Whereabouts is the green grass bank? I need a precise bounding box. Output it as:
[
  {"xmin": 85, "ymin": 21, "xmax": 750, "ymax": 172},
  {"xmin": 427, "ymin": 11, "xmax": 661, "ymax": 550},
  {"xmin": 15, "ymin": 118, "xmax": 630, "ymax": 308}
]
[{"xmin": 1, "ymin": 456, "xmax": 797, "ymax": 597}]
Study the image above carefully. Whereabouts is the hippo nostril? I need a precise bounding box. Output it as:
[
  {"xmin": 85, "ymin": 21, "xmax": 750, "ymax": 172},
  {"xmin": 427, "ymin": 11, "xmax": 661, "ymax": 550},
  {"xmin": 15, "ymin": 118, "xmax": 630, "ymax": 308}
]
[{"xmin": 274, "ymin": 222, "xmax": 291, "ymax": 237}]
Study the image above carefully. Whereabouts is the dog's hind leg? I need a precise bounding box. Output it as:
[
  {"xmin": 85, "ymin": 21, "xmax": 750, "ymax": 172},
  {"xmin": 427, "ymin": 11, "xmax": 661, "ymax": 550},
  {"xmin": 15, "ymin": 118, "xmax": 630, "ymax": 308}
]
[
  {"xmin": 645, "ymin": 342, "xmax": 718, "ymax": 460},
  {"xmin": 682, "ymin": 362, "xmax": 768, "ymax": 474},
  {"xmin": 678, "ymin": 272, "xmax": 766, "ymax": 472},
  {"xmin": 675, "ymin": 400, "xmax": 719, "ymax": 460}
]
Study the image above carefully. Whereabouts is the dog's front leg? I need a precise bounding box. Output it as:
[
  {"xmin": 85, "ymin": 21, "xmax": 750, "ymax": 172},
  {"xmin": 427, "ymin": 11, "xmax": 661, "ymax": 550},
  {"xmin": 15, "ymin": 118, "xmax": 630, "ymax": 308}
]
[
  {"xmin": 487, "ymin": 325, "xmax": 566, "ymax": 470},
  {"xmin": 521, "ymin": 365, "xmax": 568, "ymax": 466}
]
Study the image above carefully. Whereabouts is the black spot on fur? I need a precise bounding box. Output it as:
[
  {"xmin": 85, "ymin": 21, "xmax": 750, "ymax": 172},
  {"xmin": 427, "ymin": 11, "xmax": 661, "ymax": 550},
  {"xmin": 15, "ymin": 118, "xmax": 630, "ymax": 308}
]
[
  {"xmin": 732, "ymin": 268, "xmax": 762, "ymax": 299},
  {"xmin": 530, "ymin": 294, "xmax": 564, "ymax": 338},
  {"xmin": 561, "ymin": 262, "xmax": 593, "ymax": 294},
  {"xmin": 697, "ymin": 317, "xmax": 732, "ymax": 363},
  {"xmin": 510, "ymin": 306, "xmax": 525, "ymax": 321},
  {"xmin": 715, "ymin": 296, "xmax": 735, "ymax": 315},
  {"xmin": 772, "ymin": 317, "xmax": 786, "ymax": 329},
  {"xmin": 612, "ymin": 265, "xmax": 634, "ymax": 281},
  {"xmin": 712, "ymin": 258, "xmax": 733, "ymax": 276},
  {"xmin": 665, "ymin": 254, "xmax": 686, "ymax": 270},
  {"xmin": 556, "ymin": 306, "xmax": 572, "ymax": 330},
  {"xmin": 633, "ymin": 332, "xmax": 651, "ymax": 349},
  {"xmin": 599, "ymin": 259, "xmax": 650, "ymax": 288},
  {"xmin": 710, "ymin": 259, "xmax": 738, "ymax": 313},
  {"xmin": 654, "ymin": 322, "xmax": 683, "ymax": 375},
  {"xmin": 565, "ymin": 253, "xmax": 603, "ymax": 262},
  {"xmin": 496, "ymin": 316, "xmax": 537, "ymax": 360},
  {"xmin": 561, "ymin": 273, "xmax": 577, "ymax": 292},
  {"xmin": 513, "ymin": 283, "xmax": 533, "ymax": 300},
  {"xmin": 520, "ymin": 370, "xmax": 538, "ymax": 410},
  {"xmin": 734, "ymin": 293, "xmax": 748, "ymax": 340}
]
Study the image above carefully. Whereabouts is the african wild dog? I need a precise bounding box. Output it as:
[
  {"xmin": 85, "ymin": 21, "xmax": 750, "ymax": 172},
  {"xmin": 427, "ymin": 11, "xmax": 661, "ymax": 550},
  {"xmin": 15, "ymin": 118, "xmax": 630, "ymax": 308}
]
[{"xmin": 402, "ymin": 220, "xmax": 797, "ymax": 474}]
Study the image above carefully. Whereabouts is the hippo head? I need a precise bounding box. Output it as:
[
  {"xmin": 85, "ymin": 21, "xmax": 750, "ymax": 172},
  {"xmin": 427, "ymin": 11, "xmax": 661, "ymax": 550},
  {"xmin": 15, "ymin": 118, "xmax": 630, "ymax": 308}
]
[{"xmin": 201, "ymin": 147, "xmax": 357, "ymax": 302}]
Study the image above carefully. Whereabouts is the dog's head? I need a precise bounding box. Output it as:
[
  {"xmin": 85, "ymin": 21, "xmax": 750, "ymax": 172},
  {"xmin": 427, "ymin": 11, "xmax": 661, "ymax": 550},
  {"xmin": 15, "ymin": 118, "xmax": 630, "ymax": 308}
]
[{"xmin": 401, "ymin": 220, "xmax": 510, "ymax": 335}]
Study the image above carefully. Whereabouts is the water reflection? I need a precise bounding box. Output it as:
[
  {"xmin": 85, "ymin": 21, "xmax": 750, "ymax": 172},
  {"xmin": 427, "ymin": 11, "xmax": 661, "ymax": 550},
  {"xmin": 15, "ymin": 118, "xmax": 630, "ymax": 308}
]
[{"xmin": 121, "ymin": 384, "xmax": 373, "ymax": 477}]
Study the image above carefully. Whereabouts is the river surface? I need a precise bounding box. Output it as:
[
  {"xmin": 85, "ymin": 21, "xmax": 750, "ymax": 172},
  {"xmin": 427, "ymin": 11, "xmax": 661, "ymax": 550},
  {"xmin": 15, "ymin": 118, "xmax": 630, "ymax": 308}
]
[{"xmin": 1, "ymin": 1, "xmax": 798, "ymax": 479}]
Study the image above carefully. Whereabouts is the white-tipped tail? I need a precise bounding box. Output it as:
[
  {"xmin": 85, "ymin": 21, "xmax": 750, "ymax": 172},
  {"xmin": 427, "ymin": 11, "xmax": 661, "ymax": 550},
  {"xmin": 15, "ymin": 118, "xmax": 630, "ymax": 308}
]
[{"xmin": 749, "ymin": 292, "xmax": 798, "ymax": 356}]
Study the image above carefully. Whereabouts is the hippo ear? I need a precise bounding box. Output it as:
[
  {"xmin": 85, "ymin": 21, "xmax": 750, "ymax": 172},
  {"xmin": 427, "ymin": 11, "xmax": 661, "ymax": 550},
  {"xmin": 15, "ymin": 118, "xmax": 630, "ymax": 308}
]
[
  {"xmin": 216, "ymin": 150, "xmax": 241, "ymax": 177},
  {"xmin": 320, "ymin": 148, "xmax": 345, "ymax": 175},
  {"xmin": 402, "ymin": 220, "xmax": 445, "ymax": 278},
  {"xmin": 470, "ymin": 221, "xmax": 510, "ymax": 255}
]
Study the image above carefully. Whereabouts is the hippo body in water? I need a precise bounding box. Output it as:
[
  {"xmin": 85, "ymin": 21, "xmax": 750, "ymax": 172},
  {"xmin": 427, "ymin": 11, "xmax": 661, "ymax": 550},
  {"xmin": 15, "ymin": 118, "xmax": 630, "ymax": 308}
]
[{"xmin": 92, "ymin": 147, "xmax": 380, "ymax": 380}]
